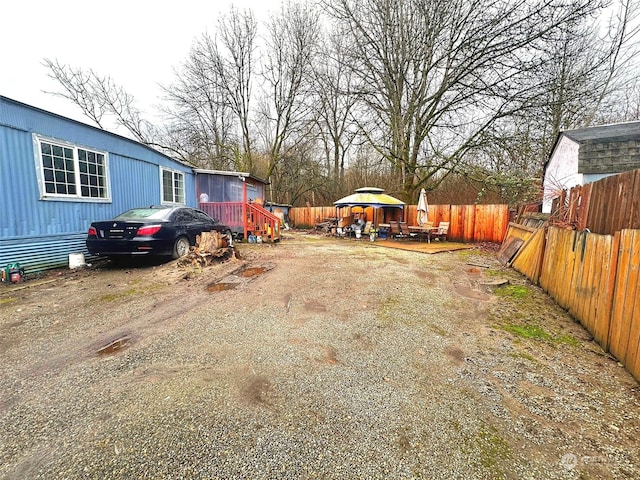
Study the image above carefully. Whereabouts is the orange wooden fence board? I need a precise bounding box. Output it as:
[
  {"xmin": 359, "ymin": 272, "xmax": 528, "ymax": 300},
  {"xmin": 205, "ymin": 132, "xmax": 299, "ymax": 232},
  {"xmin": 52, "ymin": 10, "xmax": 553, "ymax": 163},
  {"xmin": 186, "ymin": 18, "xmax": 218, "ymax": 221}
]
[
  {"xmin": 511, "ymin": 227, "xmax": 546, "ymax": 283},
  {"xmin": 539, "ymin": 227, "xmax": 554, "ymax": 294},
  {"xmin": 621, "ymin": 230, "xmax": 640, "ymax": 378},
  {"xmin": 631, "ymin": 171, "xmax": 640, "ymax": 231},
  {"xmin": 624, "ymin": 271, "xmax": 640, "ymax": 378},
  {"xmin": 584, "ymin": 235, "xmax": 603, "ymax": 334},
  {"xmin": 600, "ymin": 232, "xmax": 620, "ymax": 351},
  {"xmin": 569, "ymin": 232, "xmax": 589, "ymax": 326},
  {"xmin": 609, "ymin": 230, "xmax": 634, "ymax": 363},
  {"xmin": 610, "ymin": 230, "xmax": 640, "ymax": 375}
]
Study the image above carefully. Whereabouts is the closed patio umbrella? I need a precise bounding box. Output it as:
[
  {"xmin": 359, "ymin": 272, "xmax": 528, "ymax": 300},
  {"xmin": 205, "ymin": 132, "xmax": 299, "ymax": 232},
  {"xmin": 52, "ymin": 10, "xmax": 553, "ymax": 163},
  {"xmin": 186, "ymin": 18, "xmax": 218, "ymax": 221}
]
[{"xmin": 417, "ymin": 188, "xmax": 429, "ymax": 226}]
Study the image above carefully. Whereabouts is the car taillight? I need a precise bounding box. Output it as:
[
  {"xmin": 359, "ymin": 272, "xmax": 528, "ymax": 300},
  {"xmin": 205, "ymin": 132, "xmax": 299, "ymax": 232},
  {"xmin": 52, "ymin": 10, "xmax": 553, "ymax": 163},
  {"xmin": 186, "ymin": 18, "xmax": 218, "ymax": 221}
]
[
  {"xmin": 136, "ymin": 225, "xmax": 162, "ymax": 236},
  {"xmin": 88, "ymin": 226, "xmax": 97, "ymax": 237}
]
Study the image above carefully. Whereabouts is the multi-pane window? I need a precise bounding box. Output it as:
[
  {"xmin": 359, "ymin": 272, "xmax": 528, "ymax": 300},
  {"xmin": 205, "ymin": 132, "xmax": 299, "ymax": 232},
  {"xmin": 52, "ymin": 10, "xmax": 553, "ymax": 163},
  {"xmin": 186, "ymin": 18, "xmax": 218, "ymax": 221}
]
[
  {"xmin": 37, "ymin": 137, "xmax": 109, "ymax": 200},
  {"xmin": 78, "ymin": 148, "xmax": 107, "ymax": 198},
  {"xmin": 41, "ymin": 143, "xmax": 76, "ymax": 195},
  {"xmin": 161, "ymin": 168, "xmax": 185, "ymax": 204}
]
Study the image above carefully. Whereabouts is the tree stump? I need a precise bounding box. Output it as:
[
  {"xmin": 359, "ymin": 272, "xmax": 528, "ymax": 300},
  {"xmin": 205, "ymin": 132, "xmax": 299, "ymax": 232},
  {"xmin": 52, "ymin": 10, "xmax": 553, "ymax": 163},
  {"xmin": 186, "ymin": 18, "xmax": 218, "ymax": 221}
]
[{"xmin": 177, "ymin": 231, "xmax": 235, "ymax": 267}]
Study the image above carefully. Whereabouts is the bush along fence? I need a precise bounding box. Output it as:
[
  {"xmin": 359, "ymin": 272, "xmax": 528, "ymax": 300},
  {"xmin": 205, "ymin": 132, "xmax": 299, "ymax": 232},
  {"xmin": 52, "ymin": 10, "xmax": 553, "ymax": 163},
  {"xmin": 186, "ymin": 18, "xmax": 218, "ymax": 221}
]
[
  {"xmin": 289, "ymin": 204, "xmax": 510, "ymax": 244},
  {"xmin": 507, "ymin": 225, "xmax": 640, "ymax": 381}
]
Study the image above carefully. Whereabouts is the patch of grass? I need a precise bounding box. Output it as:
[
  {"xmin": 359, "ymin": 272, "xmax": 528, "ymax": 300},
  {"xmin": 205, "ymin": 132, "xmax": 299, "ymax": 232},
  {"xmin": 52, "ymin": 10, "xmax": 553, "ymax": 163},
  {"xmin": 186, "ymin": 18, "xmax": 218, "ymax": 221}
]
[
  {"xmin": 457, "ymin": 249, "xmax": 475, "ymax": 259},
  {"xmin": 99, "ymin": 288, "xmax": 138, "ymax": 303},
  {"xmin": 556, "ymin": 333, "xmax": 581, "ymax": 347},
  {"xmin": 0, "ymin": 297, "xmax": 16, "ymax": 305},
  {"xmin": 509, "ymin": 351, "xmax": 537, "ymax": 363},
  {"xmin": 377, "ymin": 296, "xmax": 400, "ymax": 326},
  {"xmin": 495, "ymin": 284, "xmax": 530, "ymax": 299},
  {"xmin": 483, "ymin": 268, "xmax": 506, "ymax": 277},
  {"xmin": 463, "ymin": 423, "xmax": 512, "ymax": 479},
  {"xmin": 503, "ymin": 323, "xmax": 551, "ymax": 341},
  {"xmin": 378, "ymin": 294, "xmax": 428, "ymax": 327},
  {"xmin": 500, "ymin": 323, "xmax": 581, "ymax": 347},
  {"xmin": 476, "ymin": 425, "xmax": 512, "ymax": 469}
]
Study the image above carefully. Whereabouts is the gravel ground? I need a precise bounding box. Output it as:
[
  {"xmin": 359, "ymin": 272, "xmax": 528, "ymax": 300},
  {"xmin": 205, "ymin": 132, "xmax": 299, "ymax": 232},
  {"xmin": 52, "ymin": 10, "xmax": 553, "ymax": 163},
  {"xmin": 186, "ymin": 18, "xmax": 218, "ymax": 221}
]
[{"xmin": 1, "ymin": 231, "xmax": 639, "ymax": 479}]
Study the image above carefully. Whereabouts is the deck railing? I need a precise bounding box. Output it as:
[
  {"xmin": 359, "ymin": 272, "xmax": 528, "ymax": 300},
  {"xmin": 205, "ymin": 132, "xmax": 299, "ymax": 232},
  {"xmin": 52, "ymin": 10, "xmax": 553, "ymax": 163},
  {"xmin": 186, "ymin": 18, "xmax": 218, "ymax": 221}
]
[
  {"xmin": 247, "ymin": 202, "xmax": 281, "ymax": 241},
  {"xmin": 200, "ymin": 202, "xmax": 245, "ymax": 230},
  {"xmin": 199, "ymin": 201, "xmax": 280, "ymax": 241}
]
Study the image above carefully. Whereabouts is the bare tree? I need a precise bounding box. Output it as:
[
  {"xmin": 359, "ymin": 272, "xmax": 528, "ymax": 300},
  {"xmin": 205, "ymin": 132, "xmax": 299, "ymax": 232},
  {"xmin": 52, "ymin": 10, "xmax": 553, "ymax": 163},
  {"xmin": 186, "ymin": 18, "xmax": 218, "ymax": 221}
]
[
  {"xmin": 464, "ymin": 0, "xmax": 640, "ymax": 205},
  {"xmin": 213, "ymin": 7, "xmax": 258, "ymax": 171},
  {"xmin": 312, "ymin": 25, "xmax": 359, "ymax": 194},
  {"xmin": 258, "ymin": 1, "xmax": 321, "ymax": 182},
  {"xmin": 606, "ymin": 78, "xmax": 640, "ymax": 121},
  {"xmin": 584, "ymin": 0, "xmax": 640, "ymax": 124},
  {"xmin": 532, "ymin": 0, "xmax": 639, "ymax": 142},
  {"xmin": 162, "ymin": 8, "xmax": 257, "ymax": 170},
  {"xmin": 322, "ymin": 0, "xmax": 602, "ymax": 202},
  {"xmin": 163, "ymin": 35, "xmax": 238, "ymax": 169},
  {"xmin": 43, "ymin": 59, "xmax": 157, "ymax": 145},
  {"xmin": 268, "ymin": 139, "xmax": 328, "ymax": 205}
]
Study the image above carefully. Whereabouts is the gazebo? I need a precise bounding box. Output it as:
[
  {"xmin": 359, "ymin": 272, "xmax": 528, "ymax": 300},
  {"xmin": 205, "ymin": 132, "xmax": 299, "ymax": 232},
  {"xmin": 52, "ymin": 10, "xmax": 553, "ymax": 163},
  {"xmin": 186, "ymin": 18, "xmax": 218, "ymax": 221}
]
[{"xmin": 333, "ymin": 187, "xmax": 406, "ymax": 228}]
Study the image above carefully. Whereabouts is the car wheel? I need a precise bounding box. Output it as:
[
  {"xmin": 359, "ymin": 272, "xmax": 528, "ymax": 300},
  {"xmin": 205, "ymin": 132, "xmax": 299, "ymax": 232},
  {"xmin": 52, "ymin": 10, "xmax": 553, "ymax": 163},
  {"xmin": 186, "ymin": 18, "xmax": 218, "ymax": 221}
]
[{"xmin": 172, "ymin": 236, "xmax": 191, "ymax": 259}]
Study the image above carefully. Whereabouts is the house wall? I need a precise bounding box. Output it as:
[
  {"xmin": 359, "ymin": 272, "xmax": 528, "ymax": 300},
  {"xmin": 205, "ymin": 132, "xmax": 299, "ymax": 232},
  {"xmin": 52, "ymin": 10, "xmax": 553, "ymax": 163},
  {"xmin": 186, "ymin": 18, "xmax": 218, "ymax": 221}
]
[
  {"xmin": 246, "ymin": 180, "xmax": 265, "ymax": 203},
  {"xmin": 196, "ymin": 174, "xmax": 265, "ymax": 203},
  {"xmin": 0, "ymin": 97, "xmax": 196, "ymax": 272},
  {"xmin": 197, "ymin": 174, "xmax": 243, "ymax": 202},
  {"xmin": 543, "ymin": 136, "xmax": 582, "ymax": 213}
]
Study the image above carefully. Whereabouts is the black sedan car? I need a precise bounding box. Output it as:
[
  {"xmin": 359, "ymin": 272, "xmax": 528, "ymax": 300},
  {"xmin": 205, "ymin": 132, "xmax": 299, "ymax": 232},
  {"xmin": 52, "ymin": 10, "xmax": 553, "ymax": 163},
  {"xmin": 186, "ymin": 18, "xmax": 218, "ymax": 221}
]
[{"xmin": 86, "ymin": 206, "xmax": 232, "ymax": 260}]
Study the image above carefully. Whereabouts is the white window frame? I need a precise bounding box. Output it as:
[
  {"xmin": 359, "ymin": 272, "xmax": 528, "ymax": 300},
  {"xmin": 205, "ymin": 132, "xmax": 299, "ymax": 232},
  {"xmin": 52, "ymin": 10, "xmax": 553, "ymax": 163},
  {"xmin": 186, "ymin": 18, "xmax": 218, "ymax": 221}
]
[
  {"xmin": 33, "ymin": 135, "xmax": 111, "ymax": 203},
  {"xmin": 160, "ymin": 167, "xmax": 186, "ymax": 205}
]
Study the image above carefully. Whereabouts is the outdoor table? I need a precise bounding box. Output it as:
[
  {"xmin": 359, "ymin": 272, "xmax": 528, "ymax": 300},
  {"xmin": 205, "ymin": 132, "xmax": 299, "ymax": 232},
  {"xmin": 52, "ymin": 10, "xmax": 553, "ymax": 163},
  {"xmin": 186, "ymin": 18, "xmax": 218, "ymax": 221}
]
[{"xmin": 408, "ymin": 225, "xmax": 439, "ymax": 243}]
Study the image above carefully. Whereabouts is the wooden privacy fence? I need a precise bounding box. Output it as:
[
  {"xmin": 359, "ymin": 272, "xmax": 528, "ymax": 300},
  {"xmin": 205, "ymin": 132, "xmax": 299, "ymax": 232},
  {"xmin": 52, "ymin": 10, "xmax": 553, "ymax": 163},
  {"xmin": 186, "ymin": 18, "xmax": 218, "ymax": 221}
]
[
  {"xmin": 552, "ymin": 168, "xmax": 640, "ymax": 234},
  {"xmin": 289, "ymin": 204, "xmax": 510, "ymax": 243},
  {"xmin": 510, "ymin": 226, "xmax": 640, "ymax": 381}
]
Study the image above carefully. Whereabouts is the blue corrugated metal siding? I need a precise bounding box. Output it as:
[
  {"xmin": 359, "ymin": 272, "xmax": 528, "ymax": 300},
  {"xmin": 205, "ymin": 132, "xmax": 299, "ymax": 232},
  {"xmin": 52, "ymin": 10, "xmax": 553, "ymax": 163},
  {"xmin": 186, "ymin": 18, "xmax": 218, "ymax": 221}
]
[
  {"xmin": 0, "ymin": 125, "xmax": 40, "ymax": 238},
  {"xmin": 0, "ymin": 234, "xmax": 92, "ymax": 273},
  {"xmin": 0, "ymin": 96, "xmax": 196, "ymax": 272}
]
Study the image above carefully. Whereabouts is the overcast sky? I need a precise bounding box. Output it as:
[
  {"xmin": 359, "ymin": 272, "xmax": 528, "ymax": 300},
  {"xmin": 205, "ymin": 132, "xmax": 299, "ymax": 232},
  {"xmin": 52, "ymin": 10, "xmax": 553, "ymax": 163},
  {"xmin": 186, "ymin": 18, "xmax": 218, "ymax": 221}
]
[{"xmin": 0, "ymin": 0, "xmax": 281, "ymax": 125}]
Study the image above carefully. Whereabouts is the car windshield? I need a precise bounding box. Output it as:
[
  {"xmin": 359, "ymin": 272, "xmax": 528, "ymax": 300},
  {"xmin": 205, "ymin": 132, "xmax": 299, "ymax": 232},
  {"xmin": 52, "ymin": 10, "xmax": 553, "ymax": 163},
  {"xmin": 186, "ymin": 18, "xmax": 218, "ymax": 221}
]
[{"xmin": 114, "ymin": 208, "xmax": 172, "ymax": 220}]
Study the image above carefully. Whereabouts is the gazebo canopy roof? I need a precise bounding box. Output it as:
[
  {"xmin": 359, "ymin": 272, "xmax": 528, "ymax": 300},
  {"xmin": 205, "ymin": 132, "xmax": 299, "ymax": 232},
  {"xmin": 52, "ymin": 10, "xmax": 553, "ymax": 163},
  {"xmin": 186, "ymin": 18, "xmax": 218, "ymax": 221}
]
[{"xmin": 334, "ymin": 187, "xmax": 405, "ymax": 208}]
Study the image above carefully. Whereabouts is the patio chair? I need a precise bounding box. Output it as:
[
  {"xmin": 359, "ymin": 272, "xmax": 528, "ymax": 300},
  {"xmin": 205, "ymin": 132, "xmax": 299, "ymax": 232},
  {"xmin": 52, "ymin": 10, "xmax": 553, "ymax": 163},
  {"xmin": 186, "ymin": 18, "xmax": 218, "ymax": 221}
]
[
  {"xmin": 399, "ymin": 222, "xmax": 417, "ymax": 239},
  {"xmin": 434, "ymin": 221, "xmax": 450, "ymax": 241},
  {"xmin": 389, "ymin": 221, "xmax": 404, "ymax": 239}
]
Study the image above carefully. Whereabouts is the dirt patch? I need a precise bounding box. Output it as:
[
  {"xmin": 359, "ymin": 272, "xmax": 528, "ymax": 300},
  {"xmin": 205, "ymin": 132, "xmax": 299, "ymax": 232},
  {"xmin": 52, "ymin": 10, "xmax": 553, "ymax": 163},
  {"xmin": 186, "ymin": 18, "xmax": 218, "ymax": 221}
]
[
  {"xmin": 0, "ymin": 232, "xmax": 639, "ymax": 479},
  {"xmin": 373, "ymin": 238, "xmax": 472, "ymax": 253},
  {"xmin": 240, "ymin": 374, "xmax": 273, "ymax": 406}
]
